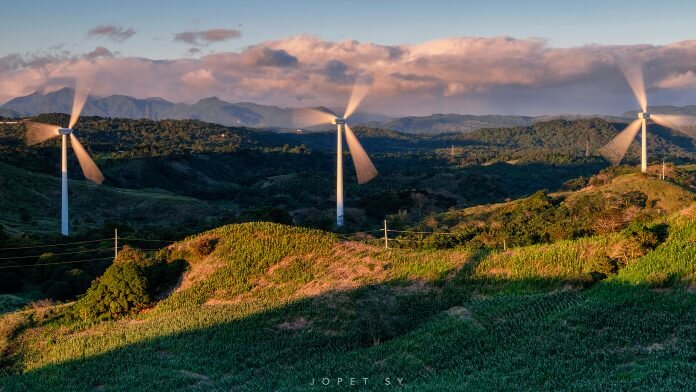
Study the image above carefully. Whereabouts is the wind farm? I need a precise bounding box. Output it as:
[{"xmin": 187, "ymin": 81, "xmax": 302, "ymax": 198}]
[{"xmin": 1, "ymin": 1, "xmax": 696, "ymax": 391}]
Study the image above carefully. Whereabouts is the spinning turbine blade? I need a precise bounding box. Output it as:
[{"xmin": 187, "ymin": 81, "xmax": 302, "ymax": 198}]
[
  {"xmin": 651, "ymin": 114, "xmax": 696, "ymax": 138},
  {"xmin": 599, "ymin": 119, "xmax": 643, "ymax": 165},
  {"xmin": 25, "ymin": 122, "xmax": 59, "ymax": 145},
  {"xmin": 343, "ymin": 81, "xmax": 370, "ymax": 119},
  {"xmin": 293, "ymin": 108, "xmax": 336, "ymax": 128},
  {"xmin": 68, "ymin": 77, "xmax": 93, "ymax": 129},
  {"xmin": 344, "ymin": 125, "xmax": 378, "ymax": 184},
  {"xmin": 69, "ymin": 134, "xmax": 104, "ymax": 184},
  {"xmin": 618, "ymin": 61, "xmax": 647, "ymax": 112}
]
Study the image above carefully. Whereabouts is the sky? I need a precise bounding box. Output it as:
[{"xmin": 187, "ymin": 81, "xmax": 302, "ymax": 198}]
[{"xmin": 2, "ymin": 0, "xmax": 696, "ymax": 115}]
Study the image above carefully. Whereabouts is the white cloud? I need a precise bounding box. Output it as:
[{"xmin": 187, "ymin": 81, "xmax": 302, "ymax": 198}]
[{"xmin": 3, "ymin": 36, "xmax": 696, "ymax": 114}]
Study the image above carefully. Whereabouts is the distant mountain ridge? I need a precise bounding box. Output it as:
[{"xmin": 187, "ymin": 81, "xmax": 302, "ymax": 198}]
[
  {"xmin": 1, "ymin": 88, "xmax": 388, "ymax": 129},
  {"xmin": 4, "ymin": 88, "xmax": 696, "ymax": 134}
]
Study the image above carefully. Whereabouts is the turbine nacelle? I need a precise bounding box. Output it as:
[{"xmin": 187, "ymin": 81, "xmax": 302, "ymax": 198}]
[
  {"xmin": 638, "ymin": 112, "xmax": 650, "ymax": 120},
  {"xmin": 332, "ymin": 117, "xmax": 346, "ymax": 125},
  {"xmin": 57, "ymin": 128, "xmax": 73, "ymax": 135}
]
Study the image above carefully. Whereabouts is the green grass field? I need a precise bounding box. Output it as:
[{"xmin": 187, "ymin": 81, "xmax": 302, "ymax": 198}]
[{"xmin": 1, "ymin": 200, "xmax": 695, "ymax": 391}]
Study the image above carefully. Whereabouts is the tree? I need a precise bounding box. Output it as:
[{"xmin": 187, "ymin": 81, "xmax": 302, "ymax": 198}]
[{"xmin": 75, "ymin": 261, "xmax": 151, "ymax": 321}]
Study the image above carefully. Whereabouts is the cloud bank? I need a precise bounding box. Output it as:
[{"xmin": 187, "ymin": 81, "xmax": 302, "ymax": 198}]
[{"xmin": 2, "ymin": 36, "xmax": 696, "ymax": 115}]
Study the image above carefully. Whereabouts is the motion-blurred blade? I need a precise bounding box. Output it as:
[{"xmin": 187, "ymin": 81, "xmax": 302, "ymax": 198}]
[
  {"xmin": 599, "ymin": 119, "xmax": 643, "ymax": 165},
  {"xmin": 292, "ymin": 108, "xmax": 337, "ymax": 128},
  {"xmin": 651, "ymin": 114, "xmax": 696, "ymax": 138},
  {"xmin": 68, "ymin": 77, "xmax": 93, "ymax": 129},
  {"xmin": 343, "ymin": 81, "xmax": 370, "ymax": 119},
  {"xmin": 25, "ymin": 122, "xmax": 59, "ymax": 145},
  {"xmin": 617, "ymin": 61, "xmax": 647, "ymax": 112},
  {"xmin": 69, "ymin": 133, "xmax": 104, "ymax": 184},
  {"xmin": 344, "ymin": 124, "xmax": 378, "ymax": 184}
]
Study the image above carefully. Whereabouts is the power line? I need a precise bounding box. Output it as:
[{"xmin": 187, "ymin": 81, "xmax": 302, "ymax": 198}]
[
  {"xmin": 0, "ymin": 247, "xmax": 113, "ymax": 260},
  {"xmin": 121, "ymin": 238, "xmax": 177, "ymax": 243},
  {"xmin": 0, "ymin": 238, "xmax": 115, "ymax": 251},
  {"xmin": 338, "ymin": 229, "xmax": 384, "ymax": 235},
  {"xmin": 0, "ymin": 247, "xmax": 163, "ymax": 270},
  {"xmin": 0, "ymin": 257, "xmax": 115, "ymax": 270},
  {"xmin": 386, "ymin": 229, "xmax": 464, "ymax": 236}
]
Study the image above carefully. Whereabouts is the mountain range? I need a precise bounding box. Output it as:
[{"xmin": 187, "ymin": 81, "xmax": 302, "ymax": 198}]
[
  {"xmin": 0, "ymin": 88, "xmax": 389, "ymax": 129},
  {"xmin": 3, "ymin": 88, "xmax": 695, "ymax": 134}
]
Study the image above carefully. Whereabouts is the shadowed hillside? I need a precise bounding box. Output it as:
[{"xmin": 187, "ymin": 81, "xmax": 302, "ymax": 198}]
[
  {"xmin": 0, "ymin": 198, "xmax": 694, "ymax": 390},
  {"xmin": 0, "ymin": 161, "xmax": 233, "ymax": 237}
]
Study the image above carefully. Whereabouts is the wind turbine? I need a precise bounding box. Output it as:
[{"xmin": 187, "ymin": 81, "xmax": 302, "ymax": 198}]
[
  {"xmin": 294, "ymin": 82, "xmax": 378, "ymax": 226},
  {"xmin": 24, "ymin": 82, "xmax": 104, "ymax": 236},
  {"xmin": 600, "ymin": 62, "xmax": 696, "ymax": 172}
]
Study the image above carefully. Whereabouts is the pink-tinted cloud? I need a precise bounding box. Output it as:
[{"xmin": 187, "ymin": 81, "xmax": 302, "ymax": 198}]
[
  {"xmin": 87, "ymin": 25, "xmax": 136, "ymax": 42},
  {"xmin": 84, "ymin": 46, "xmax": 114, "ymax": 60},
  {"xmin": 3, "ymin": 36, "xmax": 696, "ymax": 115},
  {"xmin": 656, "ymin": 70, "xmax": 696, "ymax": 89},
  {"xmin": 174, "ymin": 29, "xmax": 242, "ymax": 46}
]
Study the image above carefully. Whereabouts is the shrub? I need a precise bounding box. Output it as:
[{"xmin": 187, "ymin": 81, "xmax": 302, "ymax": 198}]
[
  {"xmin": 561, "ymin": 176, "xmax": 588, "ymax": 191},
  {"xmin": 621, "ymin": 222, "xmax": 660, "ymax": 249},
  {"xmin": 191, "ymin": 236, "xmax": 218, "ymax": 256},
  {"xmin": 645, "ymin": 272, "xmax": 675, "ymax": 288},
  {"xmin": 622, "ymin": 191, "xmax": 648, "ymax": 208},
  {"xmin": 74, "ymin": 247, "xmax": 186, "ymax": 321},
  {"xmin": 354, "ymin": 287, "xmax": 408, "ymax": 347},
  {"xmin": 586, "ymin": 254, "xmax": 618, "ymax": 277},
  {"xmin": 609, "ymin": 239, "xmax": 647, "ymax": 266},
  {"xmin": 114, "ymin": 246, "xmax": 149, "ymax": 267},
  {"xmin": 63, "ymin": 269, "xmax": 93, "ymax": 294},
  {"xmin": 35, "ymin": 253, "xmax": 59, "ymax": 280},
  {"xmin": 75, "ymin": 262, "xmax": 151, "ymax": 321}
]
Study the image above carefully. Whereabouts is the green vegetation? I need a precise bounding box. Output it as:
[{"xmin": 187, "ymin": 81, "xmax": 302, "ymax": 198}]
[
  {"xmin": 408, "ymin": 166, "xmax": 695, "ymax": 249},
  {"xmin": 1, "ymin": 115, "xmax": 695, "ymax": 390},
  {"xmin": 0, "ymin": 161, "xmax": 232, "ymax": 237},
  {"xmin": 0, "ymin": 194, "xmax": 694, "ymax": 390}
]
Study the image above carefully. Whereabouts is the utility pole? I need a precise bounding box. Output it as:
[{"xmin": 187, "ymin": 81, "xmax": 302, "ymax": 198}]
[
  {"xmin": 114, "ymin": 228, "xmax": 119, "ymax": 259},
  {"xmin": 662, "ymin": 160, "xmax": 666, "ymax": 180},
  {"xmin": 383, "ymin": 220, "xmax": 389, "ymax": 249}
]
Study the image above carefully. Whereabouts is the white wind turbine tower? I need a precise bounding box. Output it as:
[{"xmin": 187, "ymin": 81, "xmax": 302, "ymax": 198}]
[
  {"xmin": 295, "ymin": 81, "xmax": 378, "ymax": 226},
  {"xmin": 24, "ymin": 81, "xmax": 104, "ymax": 236},
  {"xmin": 600, "ymin": 61, "xmax": 696, "ymax": 172}
]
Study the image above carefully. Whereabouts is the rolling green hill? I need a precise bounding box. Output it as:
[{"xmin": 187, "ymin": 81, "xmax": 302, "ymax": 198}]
[
  {"xmin": 0, "ymin": 161, "xmax": 233, "ymax": 237},
  {"xmin": 416, "ymin": 166, "xmax": 696, "ymax": 249},
  {"xmin": 1, "ymin": 181, "xmax": 694, "ymax": 390}
]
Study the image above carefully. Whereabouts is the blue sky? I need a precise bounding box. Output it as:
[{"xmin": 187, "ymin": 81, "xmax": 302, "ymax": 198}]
[
  {"xmin": 2, "ymin": 0, "xmax": 696, "ymax": 115},
  {"xmin": 2, "ymin": 0, "xmax": 696, "ymax": 59}
]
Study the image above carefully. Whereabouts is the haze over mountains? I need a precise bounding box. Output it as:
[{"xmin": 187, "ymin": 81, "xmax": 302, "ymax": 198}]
[{"xmin": 2, "ymin": 88, "xmax": 694, "ymax": 134}]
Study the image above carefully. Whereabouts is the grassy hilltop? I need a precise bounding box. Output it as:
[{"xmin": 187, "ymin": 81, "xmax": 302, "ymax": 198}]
[{"xmin": 1, "ymin": 170, "xmax": 695, "ymax": 391}]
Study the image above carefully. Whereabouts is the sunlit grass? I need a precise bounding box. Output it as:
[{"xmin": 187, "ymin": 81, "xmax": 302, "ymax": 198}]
[{"xmin": 1, "ymin": 207, "xmax": 696, "ymax": 391}]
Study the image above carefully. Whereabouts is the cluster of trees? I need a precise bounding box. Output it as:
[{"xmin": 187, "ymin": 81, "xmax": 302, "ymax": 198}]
[{"xmin": 73, "ymin": 246, "xmax": 186, "ymax": 321}]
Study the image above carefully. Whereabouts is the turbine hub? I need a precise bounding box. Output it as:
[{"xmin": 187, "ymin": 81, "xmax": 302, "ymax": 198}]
[
  {"xmin": 638, "ymin": 112, "xmax": 650, "ymax": 119},
  {"xmin": 332, "ymin": 117, "xmax": 346, "ymax": 125},
  {"xmin": 58, "ymin": 128, "xmax": 73, "ymax": 135}
]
